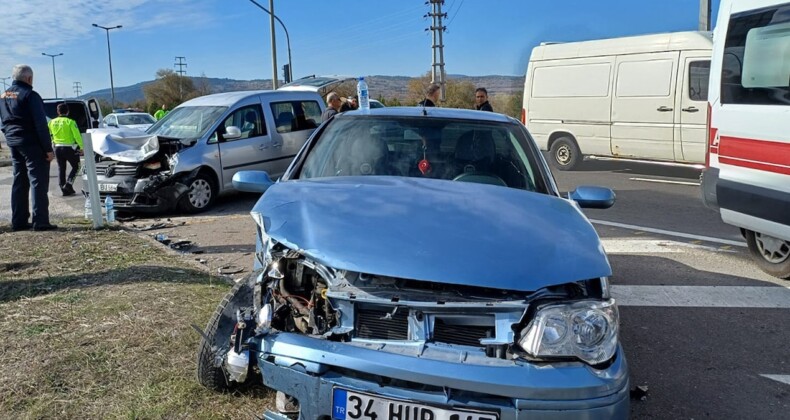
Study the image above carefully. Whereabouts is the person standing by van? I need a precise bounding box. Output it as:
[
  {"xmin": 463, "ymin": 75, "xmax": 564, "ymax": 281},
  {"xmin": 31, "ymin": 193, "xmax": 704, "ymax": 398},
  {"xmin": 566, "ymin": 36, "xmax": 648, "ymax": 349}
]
[
  {"xmin": 322, "ymin": 92, "xmax": 342, "ymax": 122},
  {"xmin": 474, "ymin": 88, "xmax": 494, "ymax": 112},
  {"xmin": 0, "ymin": 64, "xmax": 57, "ymax": 231},
  {"xmin": 49, "ymin": 103, "xmax": 83, "ymax": 196}
]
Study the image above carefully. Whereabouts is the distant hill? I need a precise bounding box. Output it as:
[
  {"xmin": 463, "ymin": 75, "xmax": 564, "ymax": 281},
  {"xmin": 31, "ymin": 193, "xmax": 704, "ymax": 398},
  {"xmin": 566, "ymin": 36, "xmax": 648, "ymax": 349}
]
[{"xmin": 81, "ymin": 74, "xmax": 524, "ymax": 105}]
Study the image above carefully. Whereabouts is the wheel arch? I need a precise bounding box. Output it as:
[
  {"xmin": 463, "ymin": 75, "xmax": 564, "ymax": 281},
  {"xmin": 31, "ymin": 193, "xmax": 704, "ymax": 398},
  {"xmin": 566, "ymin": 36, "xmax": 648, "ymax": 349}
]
[{"xmin": 547, "ymin": 131, "xmax": 579, "ymax": 153}]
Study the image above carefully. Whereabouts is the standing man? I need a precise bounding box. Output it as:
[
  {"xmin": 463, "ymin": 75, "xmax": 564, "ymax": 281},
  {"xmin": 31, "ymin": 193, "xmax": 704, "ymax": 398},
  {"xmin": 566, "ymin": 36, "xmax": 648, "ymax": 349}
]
[
  {"xmin": 49, "ymin": 103, "xmax": 83, "ymax": 196},
  {"xmin": 154, "ymin": 104, "xmax": 169, "ymax": 121},
  {"xmin": 0, "ymin": 64, "xmax": 57, "ymax": 231},
  {"xmin": 418, "ymin": 83, "xmax": 441, "ymax": 107},
  {"xmin": 474, "ymin": 88, "xmax": 494, "ymax": 112},
  {"xmin": 322, "ymin": 92, "xmax": 342, "ymax": 122}
]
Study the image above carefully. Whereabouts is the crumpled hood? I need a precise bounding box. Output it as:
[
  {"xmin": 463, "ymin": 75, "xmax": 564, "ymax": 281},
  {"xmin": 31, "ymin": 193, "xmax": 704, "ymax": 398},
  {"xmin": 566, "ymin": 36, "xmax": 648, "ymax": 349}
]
[
  {"xmin": 256, "ymin": 177, "xmax": 611, "ymax": 292},
  {"xmin": 88, "ymin": 128, "xmax": 159, "ymax": 162}
]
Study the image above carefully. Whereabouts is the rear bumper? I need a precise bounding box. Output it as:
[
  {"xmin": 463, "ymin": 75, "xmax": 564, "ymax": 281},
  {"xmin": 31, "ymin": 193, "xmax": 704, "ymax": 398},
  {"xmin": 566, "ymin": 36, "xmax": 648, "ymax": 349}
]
[
  {"xmin": 700, "ymin": 167, "xmax": 719, "ymax": 211},
  {"xmin": 256, "ymin": 332, "xmax": 630, "ymax": 419}
]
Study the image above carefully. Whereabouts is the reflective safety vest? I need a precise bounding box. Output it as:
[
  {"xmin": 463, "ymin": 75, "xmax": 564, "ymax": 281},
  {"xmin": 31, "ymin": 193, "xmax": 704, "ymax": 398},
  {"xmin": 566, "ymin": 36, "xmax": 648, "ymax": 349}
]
[{"xmin": 48, "ymin": 116, "xmax": 83, "ymax": 149}]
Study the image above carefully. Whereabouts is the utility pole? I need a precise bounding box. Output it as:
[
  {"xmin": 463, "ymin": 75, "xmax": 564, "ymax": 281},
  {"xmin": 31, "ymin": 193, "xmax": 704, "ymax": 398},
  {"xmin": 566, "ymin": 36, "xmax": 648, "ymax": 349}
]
[
  {"xmin": 73, "ymin": 81, "xmax": 82, "ymax": 97},
  {"xmin": 93, "ymin": 24, "xmax": 123, "ymax": 109},
  {"xmin": 427, "ymin": 0, "xmax": 447, "ymax": 102},
  {"xmin": 699, "ymin": 0, "xmax": 711, "ymax": 31},
  {"xmin": 174, "ymin": 56, "xmax": 187, "ymax": 101},
  {"xmin": 269, "ymin": 0, "xmax": 279, "ymax": 89},
  {"xmin": 42, "ymin": 52, "xmax": 63, "ymax": 98}
]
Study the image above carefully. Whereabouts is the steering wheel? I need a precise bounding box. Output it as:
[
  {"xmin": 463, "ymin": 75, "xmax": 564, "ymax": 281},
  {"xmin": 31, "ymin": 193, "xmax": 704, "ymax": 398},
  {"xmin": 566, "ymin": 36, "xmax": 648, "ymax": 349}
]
[{"xmin": 452, "ymin": 172, "xmax": 507, "ymax": 187}]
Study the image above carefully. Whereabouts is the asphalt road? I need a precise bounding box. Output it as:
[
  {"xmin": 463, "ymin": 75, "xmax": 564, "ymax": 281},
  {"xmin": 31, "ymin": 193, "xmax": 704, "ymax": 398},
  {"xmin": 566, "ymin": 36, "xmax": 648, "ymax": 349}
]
[{"xmin": 1, "ymin": 156, "xmax": 788, "ymax": 418}]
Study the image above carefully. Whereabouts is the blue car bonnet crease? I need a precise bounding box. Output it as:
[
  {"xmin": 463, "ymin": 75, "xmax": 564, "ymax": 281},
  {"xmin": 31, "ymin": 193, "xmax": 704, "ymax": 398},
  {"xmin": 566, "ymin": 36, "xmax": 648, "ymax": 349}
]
[{"xmin": 255, "ymin": 176, "xmax": 611, "ymax": 291}]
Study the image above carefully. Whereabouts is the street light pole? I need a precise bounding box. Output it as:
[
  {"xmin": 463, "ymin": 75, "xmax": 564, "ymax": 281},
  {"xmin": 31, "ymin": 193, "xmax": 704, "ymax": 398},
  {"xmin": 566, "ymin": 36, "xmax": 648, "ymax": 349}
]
[
  {"xmin": 41, "ymin": 52, "xmax": 63, "ymax": 98},
  {"xmin": 248, "ymin": 0, "xmax": 292, "ymax": 85},
  {"xmin": 92, "ymin": 23, "xmax": 122, "ymax": 109}
]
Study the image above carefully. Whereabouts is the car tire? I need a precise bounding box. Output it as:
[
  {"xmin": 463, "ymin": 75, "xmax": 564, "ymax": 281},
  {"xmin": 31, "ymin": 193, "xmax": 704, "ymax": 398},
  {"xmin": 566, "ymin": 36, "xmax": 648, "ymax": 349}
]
[
  {"xmin": 744, "ymin": 230, "xmax": 790, "ymax": 279},
  {"xmin": 197, "ymin": 276, "xmax": 256, "ymax": 392},
  {"xmin": 549, "ymin": 136, "xmax": 582, "ymax": 171},
  {"xmin": 179, "ymin": 172, "xmax": 216, "ymax": 213}
]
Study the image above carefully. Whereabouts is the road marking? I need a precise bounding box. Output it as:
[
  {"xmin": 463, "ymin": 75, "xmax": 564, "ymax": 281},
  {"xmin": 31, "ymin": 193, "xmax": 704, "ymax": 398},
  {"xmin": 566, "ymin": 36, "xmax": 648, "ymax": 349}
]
[
  {"xmin": 600, "ymin": 238, "xmax": 732, "ymax": 254},
  {"xmin": 629, "ymin": 177, "xmax": 700, "ymax": 186},
  {"xmin": 612, "ymin": 285, "xmax": 790, "ymax": 308},
  {"xmin": 591, "ymin": 219, "xmax": 747, "ymax": 247},
  {"xmin": 760, "ymin": 375, "xmax": 790, "ymax": 386}
]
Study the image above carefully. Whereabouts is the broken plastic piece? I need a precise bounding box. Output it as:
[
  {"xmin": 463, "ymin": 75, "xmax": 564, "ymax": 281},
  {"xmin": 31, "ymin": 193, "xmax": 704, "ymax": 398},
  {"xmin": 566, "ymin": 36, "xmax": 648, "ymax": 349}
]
[
  {"xmin": 630, "ymin": 384, "xmax": 649, "ymax": 401},
  {"xmin": 218, "ymin": 265, "xmax": 245, "ymax": 275}
]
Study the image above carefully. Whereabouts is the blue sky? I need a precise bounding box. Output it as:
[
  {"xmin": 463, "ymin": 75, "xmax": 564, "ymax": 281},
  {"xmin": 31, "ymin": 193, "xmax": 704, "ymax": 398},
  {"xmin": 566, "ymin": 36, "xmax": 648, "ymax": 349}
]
[{"xmin": 0, "ymin": 0, "xmax": 721, "ymax": 98}]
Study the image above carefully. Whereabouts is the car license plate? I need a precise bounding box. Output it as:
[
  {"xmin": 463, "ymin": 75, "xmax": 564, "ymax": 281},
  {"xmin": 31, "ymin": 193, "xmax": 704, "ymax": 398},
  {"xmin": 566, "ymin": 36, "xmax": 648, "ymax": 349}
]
[
  {"xmin": 332, "ymin": 388, "xmax": 498, "ymax": 420},
  {"xmin": 98, "ymin": 183, "xmax": 117, "ymax": 192}
]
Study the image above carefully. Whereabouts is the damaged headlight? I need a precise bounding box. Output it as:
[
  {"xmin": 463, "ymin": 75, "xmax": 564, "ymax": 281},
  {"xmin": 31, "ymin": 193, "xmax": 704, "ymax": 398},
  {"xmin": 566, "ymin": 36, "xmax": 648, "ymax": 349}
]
[
  {"xmin": 519, "ymin": 299, "xmax": 619, "ymax": 365},
  {"xmin": 167, "ymin": 154, "xmax": 179, "ymax": 174}
]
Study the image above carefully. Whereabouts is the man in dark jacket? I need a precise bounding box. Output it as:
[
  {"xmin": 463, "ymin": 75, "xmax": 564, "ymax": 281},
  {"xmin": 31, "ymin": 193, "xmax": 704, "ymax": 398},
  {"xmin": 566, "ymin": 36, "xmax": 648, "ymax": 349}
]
[
  {"xmin": 474, "ymin": 87, "xmax": 494, "ymax": 112},
  {"xmin": 0, "ymin": 64, "xmax": 57, "ymax": 231},
  {"xmin": 418, "ymin": 83, "xmax": 441, "ymax": 107}
]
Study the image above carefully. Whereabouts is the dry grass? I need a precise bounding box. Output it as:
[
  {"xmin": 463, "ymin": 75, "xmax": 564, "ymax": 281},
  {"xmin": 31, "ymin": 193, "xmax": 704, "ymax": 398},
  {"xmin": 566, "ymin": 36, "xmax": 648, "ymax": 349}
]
[{"xmin": 0, "ymin": 219, "xmax": 273, "ymax": 419}]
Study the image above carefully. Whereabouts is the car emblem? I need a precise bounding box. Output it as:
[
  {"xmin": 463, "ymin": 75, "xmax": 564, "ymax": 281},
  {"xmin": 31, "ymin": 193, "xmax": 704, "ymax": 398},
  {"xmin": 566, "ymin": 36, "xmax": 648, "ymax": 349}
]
[{"xmin": 105, "ymin": 165, "xmax": 116, "ymax": 178}]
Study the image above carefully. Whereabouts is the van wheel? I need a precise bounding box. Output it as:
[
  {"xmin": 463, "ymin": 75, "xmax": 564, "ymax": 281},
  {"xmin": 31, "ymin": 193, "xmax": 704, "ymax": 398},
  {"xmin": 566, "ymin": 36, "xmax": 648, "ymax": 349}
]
[
  {"xmin": 744, "ymin": 230, "xmax": 790, "ymax": 279},
  {"xmin": 179, "ymin": 173, "xmax": 216, "ymax": 213},
  {"xmin": 549, "ymin": 137, "xmax": 581, "ymax": 171}
]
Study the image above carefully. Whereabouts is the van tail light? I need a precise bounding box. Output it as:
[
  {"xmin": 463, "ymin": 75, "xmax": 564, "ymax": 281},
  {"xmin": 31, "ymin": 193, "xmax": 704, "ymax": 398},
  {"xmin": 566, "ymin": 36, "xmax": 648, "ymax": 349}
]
[{"xmin": 521, "ymin": 108, "xmax": 527, "ymax": 125}]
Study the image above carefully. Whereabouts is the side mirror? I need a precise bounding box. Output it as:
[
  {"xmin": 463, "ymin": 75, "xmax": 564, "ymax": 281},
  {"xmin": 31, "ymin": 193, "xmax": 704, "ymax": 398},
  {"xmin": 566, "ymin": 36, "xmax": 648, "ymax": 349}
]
[
  {"xmin": 233, "ymin": 170, "xmax": 274, "ymax": 193},
  {"xmin": 568, "ymin": 186, "xmax": 616, "ymax": 209},
  {"xmin": 224, "ymin": 125, "xmax": 242, "ymax": 140}
]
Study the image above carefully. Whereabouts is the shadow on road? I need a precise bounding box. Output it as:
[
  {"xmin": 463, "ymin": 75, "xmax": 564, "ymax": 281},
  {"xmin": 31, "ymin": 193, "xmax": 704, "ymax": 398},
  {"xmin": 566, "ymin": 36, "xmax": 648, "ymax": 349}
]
[{"xmin": 570, "ymin": 159, "xmax": 703, "ymax": 180}]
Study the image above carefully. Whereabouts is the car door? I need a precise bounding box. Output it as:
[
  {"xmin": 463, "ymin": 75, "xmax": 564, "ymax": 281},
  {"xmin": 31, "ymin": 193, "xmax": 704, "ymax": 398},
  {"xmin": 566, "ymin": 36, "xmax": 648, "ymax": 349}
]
[
  {"xmin": 611, "ymin": 52, "xmax": 679, "ymax": 160},
  {"xmin": 675, "ymin": 54, "xmax": 710, "ymax": 163},
  {"xmin": 215, "ymin": 103, "xmax": 276, "ymax": 190}
]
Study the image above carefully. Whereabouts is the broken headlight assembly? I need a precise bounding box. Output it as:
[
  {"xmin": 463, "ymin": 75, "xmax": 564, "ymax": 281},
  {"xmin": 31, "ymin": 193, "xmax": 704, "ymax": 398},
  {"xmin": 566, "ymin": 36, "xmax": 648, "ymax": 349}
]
[{"xmin": 518, "ymin": 299, "xmax": 619, "ymax": 365}]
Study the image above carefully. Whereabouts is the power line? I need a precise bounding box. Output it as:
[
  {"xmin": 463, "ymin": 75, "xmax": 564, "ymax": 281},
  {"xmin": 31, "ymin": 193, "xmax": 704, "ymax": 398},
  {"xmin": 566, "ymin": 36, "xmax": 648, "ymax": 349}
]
[
  {"xmin": 174, "ymin": 56, "xmax": 187, "ymax": 101},
  {"xmin": 427, "ymin": 0, "xmax": 447, "ymax": 102},
  {"xmin": 73, "ymin": 81, "xmax": 82, "ymax": 97},
  {"xmin": 447, "ymin": 0, "xmax": 465, "ymax": 26}
]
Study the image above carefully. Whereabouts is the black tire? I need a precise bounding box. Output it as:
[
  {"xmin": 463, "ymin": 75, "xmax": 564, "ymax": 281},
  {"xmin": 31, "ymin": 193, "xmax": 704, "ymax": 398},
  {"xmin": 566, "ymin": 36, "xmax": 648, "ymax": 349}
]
[
  {"xmin": 179, "ymin": 172, "xmax": 216, "ymax": 214},
  {"xmin": 197, "ymin": 277, "xmax": 256, "ymax": 392},
  {"xmin": 549, "ymin": 136, "xmax": 582, "ymax": 171},
  {"xmin": 744, "ymin": 230, "xmax": 790, "ymax": 279}
]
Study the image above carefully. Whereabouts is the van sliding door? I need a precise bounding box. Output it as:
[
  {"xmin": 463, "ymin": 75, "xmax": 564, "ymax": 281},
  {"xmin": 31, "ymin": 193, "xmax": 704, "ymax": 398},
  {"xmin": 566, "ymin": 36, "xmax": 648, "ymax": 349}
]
[
  {"xmin": 611, "ymin": 52, "xmax": 679, "ymax": 160},
  {"xmin": 675, "ymin": 54, "xmax": 710, "ymax": 163}
]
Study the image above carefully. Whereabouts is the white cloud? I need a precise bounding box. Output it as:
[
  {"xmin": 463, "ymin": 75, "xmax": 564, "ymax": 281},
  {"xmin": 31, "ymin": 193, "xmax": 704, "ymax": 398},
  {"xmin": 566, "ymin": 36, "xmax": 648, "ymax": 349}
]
[{"xmin": 0, "ymin": 0, "xmax": 213, "ymax": 79}]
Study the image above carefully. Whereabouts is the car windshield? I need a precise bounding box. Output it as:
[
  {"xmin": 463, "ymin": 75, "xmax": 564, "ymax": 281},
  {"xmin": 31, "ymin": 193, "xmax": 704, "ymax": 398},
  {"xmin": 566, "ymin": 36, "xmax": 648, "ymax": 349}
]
[
  {"xmin": 299, "ymin": 116, "xmax": 545, "ymax": 192},
  {"xmin": 147, "ymin": 106, "xmax": 227, "ymax": 139},
  {"xmin": 118, "ymin": 114, "xmax": 155, "ymax": 125}
]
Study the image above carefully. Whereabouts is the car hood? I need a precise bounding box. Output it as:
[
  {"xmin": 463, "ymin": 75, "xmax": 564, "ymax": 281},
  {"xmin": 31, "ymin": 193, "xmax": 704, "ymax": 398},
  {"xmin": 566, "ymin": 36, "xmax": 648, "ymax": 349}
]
[{"xmin": 255, "ymin": 176, "xmax": 611, "ymax": 292}]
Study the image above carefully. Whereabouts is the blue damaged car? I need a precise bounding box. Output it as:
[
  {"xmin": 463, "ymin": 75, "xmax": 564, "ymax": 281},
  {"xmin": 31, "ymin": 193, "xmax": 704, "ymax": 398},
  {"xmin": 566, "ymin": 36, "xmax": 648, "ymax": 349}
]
[{"xmin": 197, "ymin": 107, "xmax": 629, "ymax": 419}]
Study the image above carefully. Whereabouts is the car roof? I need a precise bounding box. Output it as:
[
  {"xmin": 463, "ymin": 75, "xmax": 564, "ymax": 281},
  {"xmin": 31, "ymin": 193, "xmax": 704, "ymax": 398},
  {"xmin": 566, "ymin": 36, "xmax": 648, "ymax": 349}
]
[
  {"xmin": 108, "ymin": 112, "xmax": 151, "ymax": 116},
  {"xmin": 335, "ymin": 106, "xmax": 515, "ymax": 123},
  {"xmin": 178, "ymin": 89, "xmax": 320, "ymax": 108}
]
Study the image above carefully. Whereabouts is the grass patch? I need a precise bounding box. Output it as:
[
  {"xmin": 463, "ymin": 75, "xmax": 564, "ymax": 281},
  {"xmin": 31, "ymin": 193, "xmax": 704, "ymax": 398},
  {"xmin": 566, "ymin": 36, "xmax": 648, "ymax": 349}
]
[{"xmin": 0, "ymin": 222, "xmax": 273, "ymax": 418}]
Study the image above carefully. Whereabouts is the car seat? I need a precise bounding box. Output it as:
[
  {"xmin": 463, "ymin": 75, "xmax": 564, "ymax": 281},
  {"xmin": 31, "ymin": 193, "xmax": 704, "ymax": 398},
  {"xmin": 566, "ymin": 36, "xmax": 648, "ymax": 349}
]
[
  {"xmin": 334, "ymin": 127, "xmax": 389, "ymax": 176},
  {"xmin": 242, "ymin": 110, "xmax": 259, "ymax": 137},
  {"xmin": 454, "ymin": 130, "xmax": 496, "ymax": 174},
  {"xmin": 276, "ymin": 111, "xmax": 294, "ymax": 133}
]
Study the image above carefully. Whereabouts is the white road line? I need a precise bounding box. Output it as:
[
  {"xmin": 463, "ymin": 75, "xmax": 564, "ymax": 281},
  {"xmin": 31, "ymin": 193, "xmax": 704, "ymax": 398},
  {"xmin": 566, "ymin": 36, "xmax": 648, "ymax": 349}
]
[
  {"xmin": 612, "ymin": 285, "xmax": 790, "ymax": 308},
  {"xmin": 600, "ymin": 238, "xmax": 732, "ymax": 254},
  {"xmin": 629, "ymin": 177, "xmax": 700, "ymax": 186},
  {"xmin": 760, "ymin": 375, "xmax": 790, "ymax": 386},
  {"xmin": 590, "ymin": 219, "xmax": 748, "ymax": 247}
]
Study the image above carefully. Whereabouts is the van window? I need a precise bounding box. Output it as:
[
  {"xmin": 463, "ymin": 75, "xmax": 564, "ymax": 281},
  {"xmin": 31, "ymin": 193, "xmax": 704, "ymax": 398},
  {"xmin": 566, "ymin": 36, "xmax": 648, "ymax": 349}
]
[
  {"xmin": 721, "ymin": 3, "xmax": 790, "ymax": 105},
  {"xmin": 531, "ymin": 63, "xmax": 611, "ymax": 97},
  {"xmin": 271, "ymin": 101, "xmax": 321, "ymax": 133},
  {"xmin": 221, "ymin": 105, "xmax": 266, "ymax": 141},
  {"xmin": 689, "ymin": 61, "xmax": 711, "ymax": 101},
  {"xmin": 616, "ymin": 60, "xmax": 673, "ymax": 97}
]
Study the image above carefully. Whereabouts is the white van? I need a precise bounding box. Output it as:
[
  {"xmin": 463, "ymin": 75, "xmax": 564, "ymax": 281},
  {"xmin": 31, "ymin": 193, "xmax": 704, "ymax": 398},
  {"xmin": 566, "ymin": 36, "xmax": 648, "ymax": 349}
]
[
  {"xmin": 522, "ymin": 32, "xmax": 713, "ymax": 170},
  {"xmin": 701, "ymin": 0, "xmax": 790, "ymax": 279}
]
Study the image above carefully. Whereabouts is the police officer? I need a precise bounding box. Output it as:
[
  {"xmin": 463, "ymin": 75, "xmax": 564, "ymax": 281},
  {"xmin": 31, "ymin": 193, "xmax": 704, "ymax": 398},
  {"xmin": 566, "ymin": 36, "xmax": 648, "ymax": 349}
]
[
  {"xmin": 49, "ymin": 103, "xmax": 83, "ymax": 196},
  {"xmin": 0, "ymin": 64, "xmax": 57, "ymax": 231}
]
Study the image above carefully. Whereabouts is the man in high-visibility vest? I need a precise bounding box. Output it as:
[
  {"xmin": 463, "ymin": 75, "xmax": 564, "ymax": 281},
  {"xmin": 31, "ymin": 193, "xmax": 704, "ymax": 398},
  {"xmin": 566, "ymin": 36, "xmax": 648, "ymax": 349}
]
[
  {"xmin": 154, "ymin": 104, "xmax": 169, "ymax": 121},
  {"xmin": 48, "ymin": 103, "xmax": 83, "ymax": 196}
]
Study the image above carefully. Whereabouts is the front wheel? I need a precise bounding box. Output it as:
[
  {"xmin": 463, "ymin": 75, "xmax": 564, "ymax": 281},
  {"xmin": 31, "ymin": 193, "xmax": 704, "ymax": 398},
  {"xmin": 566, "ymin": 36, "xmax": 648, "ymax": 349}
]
[
  {"xmin": 179, "ymin": 172, "xmax": 216, "ymax": 213},
  {"xmin": 549, "ymin": 136, "xmax": 582, "ymax": 171},
  {"xmin": 197, "ymin": 277, "xmax": 256, "ymax": 391},
  {"xmin": 744, "ymin": 230, "xmax": 790, "ymax": 279}
]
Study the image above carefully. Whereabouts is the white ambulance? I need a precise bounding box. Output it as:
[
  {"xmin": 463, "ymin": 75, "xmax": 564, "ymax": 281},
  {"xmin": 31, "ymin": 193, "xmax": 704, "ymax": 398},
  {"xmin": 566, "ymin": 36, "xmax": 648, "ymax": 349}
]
[{"xmin": 701, "ymin": 0, "xmax": 790, "ymax": 278}]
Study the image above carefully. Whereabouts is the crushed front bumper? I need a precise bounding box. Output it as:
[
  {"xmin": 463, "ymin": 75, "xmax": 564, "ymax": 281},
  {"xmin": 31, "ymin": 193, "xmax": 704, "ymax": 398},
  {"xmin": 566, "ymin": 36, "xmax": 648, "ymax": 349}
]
[
  {"xmin": 85, "ymin": 172, "xmax": 190, "ymax": 213},
  {"xmin": 256, "ymin": 332, "xmax": 630, "ymax": 419}
]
